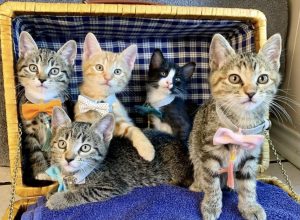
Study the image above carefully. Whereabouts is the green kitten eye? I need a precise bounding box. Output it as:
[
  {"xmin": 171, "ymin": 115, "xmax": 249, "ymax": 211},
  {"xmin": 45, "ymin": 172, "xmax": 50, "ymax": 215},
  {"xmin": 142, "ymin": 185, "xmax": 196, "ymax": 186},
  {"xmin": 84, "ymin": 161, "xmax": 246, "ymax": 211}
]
[
  {"xmin": 58, "ymin": 140, "xmax": 67, "ymax": 150},
  {"xmin": 29, "ymin": 64, "xmax": 38, "ymax": 73},
  {"xmin": 114, "ymin": 69, "xmax": 122, "ymax": 75},
  {"xmin": 50, "ymin": 68, "xmax": 59, "ymax": 75},
  {"xmin": 95, "ymin": 64, "xmax": 104, "ymax": 71},
  {"xmin": 161, "ymin": 72, "xmax": 167, "ymax": 77},
  {"xmin": 80, "ymin": 144, "xmax": 91, "ymax": 153},
  {"xmin": 257, "ymin": 74, "xmax": 269, "ymax": 84},
  {"xmin": 228, "ymin": 74, "xmax": 241, "ymax": 84}
]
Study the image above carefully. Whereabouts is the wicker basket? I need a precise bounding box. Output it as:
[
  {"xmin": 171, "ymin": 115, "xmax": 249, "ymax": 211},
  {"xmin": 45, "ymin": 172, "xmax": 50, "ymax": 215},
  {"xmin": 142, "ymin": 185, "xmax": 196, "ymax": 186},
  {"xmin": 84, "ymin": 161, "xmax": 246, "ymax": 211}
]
[{"xmin": 0, "ymin": 0, "xmax": 270, "ymax": 213}]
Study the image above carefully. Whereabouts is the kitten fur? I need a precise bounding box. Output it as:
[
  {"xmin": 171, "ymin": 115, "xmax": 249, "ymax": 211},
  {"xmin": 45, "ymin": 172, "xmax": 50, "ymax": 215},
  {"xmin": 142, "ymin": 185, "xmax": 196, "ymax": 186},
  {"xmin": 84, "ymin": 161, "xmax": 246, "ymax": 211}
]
[
  {"xmin": 46, "ymin": 107, "xmax": 193, "ymax": 210},
  {"xmin": 189, "ymin": 34, "xmax": 282, "ymax": 220},
  {"xmin": 146, "ymin": 49, "xmax": 198, "ymax": 146},
  {"xmin": 74, "ymin": 32, "xmax": 155, "ymax": 161},
  {"xmin": 17, "ymin": 31, "xmax": 77, "ymax": 185}
]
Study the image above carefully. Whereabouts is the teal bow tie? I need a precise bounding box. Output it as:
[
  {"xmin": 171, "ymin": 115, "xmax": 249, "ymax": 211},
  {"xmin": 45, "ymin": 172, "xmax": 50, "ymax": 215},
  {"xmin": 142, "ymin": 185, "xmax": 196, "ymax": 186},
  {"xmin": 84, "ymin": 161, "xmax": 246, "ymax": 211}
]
[
  {"xmin": 135, "ymin": 104, "xmax": 163, "ymax": 119},
  {"xmin": 46, "ymin": 166, "xmax": 67, "ymax": 192}
]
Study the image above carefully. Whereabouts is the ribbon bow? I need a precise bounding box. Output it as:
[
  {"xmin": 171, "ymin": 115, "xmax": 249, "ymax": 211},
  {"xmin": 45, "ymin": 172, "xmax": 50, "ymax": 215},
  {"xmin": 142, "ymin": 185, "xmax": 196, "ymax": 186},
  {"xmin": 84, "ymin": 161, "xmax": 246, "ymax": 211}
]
[
  {"xmin": 21, "ymin": 99, "xmax": 62, "ymax": 120},
  {"xmin": 45, "ymin": 166, "xmax": 67, "ymax": 192},
  {"xmin": 77, "ymin": 95, "xmax": 116, "ymax": 117},
  {"xmin": 213, "ymin": 127, "xmax": 264, "ymax": 189}
]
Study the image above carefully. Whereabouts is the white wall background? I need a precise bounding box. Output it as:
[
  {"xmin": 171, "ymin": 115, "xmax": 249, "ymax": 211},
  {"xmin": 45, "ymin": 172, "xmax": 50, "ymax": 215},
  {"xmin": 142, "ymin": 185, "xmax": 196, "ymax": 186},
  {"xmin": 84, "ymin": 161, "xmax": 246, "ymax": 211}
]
[{"xmin": 270, "ymin": 0, "xmax": 300, "ymax": 168}]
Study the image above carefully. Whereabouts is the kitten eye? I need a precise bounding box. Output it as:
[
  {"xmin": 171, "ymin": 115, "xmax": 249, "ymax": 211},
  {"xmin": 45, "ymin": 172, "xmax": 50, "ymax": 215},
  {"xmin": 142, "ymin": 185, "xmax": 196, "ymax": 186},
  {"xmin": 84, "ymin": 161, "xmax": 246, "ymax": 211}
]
[
  {"xmin": 257, "ymin": 74, "xmax": 269, "ymax": 84},
  {"xmin": 114, "ymin": 69, "xmax": 122, "ymax": 75},
  {"xmin": 228, "ymin": 74, "xmax": 241, "ymax": 84},
  {"xmin": 58, "ymin": 140, "xmax": 67, "ymax": 150},
  {"xmin": 80, "ymin": 144, "xmax": 91, "ymax": 153},
  {"xmin": 161, "ymin": 72, "xmax": 167, "ymax": 77},
  {"xmin": 95, "ymin": 64, "xmax": 104, "ymax": 71},
  {"xmin": 29, "ymin": 64, "xmax": 38, "ymax": 73},
  {"xmin": 175, "ymin": 78, "xmax": 181, "ymax": 82},
  {"xmin": 49, "ymin": 68, "xmax": 59, "ymax": 75}
]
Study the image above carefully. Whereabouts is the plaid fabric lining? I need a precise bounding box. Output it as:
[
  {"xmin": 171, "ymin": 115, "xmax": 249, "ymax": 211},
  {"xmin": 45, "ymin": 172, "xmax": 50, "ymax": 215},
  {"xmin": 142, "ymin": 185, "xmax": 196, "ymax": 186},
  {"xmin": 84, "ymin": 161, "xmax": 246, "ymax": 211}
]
[{"xmin": 12, "ymin": 15, "xmax": 255, "ymax": 127}]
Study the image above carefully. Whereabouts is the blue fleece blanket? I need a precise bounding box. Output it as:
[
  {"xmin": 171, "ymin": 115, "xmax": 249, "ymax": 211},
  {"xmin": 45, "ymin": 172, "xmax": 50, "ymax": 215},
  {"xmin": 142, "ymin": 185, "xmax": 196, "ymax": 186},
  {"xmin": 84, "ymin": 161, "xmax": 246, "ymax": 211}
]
[{"xmin": 22, "ymin": 181, "xmax": 300, "ymax": 220}]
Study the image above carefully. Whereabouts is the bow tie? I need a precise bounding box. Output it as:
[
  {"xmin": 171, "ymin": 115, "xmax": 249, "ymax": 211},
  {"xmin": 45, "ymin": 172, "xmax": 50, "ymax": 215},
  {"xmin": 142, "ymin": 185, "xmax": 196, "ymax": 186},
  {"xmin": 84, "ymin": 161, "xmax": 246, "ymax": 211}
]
[
  {"xmin": 46, "ymin": 166, "xmax": 67, "ymax": 192},
  {"xmin": 213, "ymin": 127, "xmax": 264, "ymax": 189},
  {"xmin": 213, "ymin": 127, "xmax": 264, "ymax": 149},
  {"xmin": 21, "ymin": 99, "xmax": 62, "ymax": 120},
  {"xmin": 77, "ymin": 95, "xmax": 116, "ymax": 117}
]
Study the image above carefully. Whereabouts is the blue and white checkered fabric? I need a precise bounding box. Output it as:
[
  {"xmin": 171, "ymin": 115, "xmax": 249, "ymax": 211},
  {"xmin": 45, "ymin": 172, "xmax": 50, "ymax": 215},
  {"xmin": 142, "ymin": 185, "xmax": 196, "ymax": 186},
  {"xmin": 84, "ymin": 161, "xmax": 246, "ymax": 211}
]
[{"xmin": 12, "ymin": 15, "xmax": 255, "ymax": 127}]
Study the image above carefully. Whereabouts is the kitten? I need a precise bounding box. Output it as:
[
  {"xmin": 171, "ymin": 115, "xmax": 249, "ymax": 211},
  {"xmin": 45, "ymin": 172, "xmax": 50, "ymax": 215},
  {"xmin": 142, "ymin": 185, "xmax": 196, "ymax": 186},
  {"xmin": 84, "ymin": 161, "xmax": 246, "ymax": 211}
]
[
  {"xmin": 145, "ymin": 49, "xmax": 197, "ymax": 146},
  {"xmin": 189, "ymin": 34, "xmax": 282, "ymax": 220},
  {"xmin": 17, "ymin": 31, "xmax": 77, "ymax": 185},
  {"xmin": 74, "ymin": 33, "xmax": 155, "ymax": 161},
  {"xmin": 46, "ymin": 107, "xmax": 192, "ymax": 210}
]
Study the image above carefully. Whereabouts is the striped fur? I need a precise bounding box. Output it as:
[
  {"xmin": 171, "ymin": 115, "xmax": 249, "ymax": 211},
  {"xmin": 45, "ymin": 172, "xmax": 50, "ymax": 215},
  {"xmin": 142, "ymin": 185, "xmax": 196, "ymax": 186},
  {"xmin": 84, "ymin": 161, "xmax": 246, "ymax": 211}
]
[
  {"xmin": 17, "ymin": 31, "xmax": 76, "ymax": 185},
  {"xmin": 46, "ymin": 108, "xmax": 192, "ymax": 210},
  {"xmin": 74, "ymin": 33, "xmax": 155, "ymax": 161},
  {"xmin": 189, "ymin": 34, "xmax": 282, "ymax": 220}
]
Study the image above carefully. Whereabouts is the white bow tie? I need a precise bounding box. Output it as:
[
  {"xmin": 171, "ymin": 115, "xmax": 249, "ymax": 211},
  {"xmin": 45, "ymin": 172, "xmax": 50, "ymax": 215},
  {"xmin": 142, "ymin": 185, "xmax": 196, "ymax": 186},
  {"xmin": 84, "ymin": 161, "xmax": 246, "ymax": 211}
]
[{"xmin": 77, "ymin": 95, "xmax": 116, "ymax": 117}]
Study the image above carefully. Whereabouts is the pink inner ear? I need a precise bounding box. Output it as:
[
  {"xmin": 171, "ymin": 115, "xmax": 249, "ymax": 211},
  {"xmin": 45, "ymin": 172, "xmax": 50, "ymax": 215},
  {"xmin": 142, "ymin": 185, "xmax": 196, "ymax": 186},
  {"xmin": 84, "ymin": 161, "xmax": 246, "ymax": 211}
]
[
  {"xmin": 122, "ymin": 45, "xmax": 137, "ymax": 70},
  {"xmin": 83, "ymin": 34, "xmax": 101, "ymax": 60}
]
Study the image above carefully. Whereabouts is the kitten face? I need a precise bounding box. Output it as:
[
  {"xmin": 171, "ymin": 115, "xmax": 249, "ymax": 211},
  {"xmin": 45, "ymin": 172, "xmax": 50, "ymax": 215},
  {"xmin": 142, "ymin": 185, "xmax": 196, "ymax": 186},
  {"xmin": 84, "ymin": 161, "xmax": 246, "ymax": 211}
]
[
  {"xmin": 81, "ymin": 33, "xmax": 137, "ymax": 97},
  {"xmin": 51, "ymin": 107, "xmax": 114, "ymax": 174},
  {"xmin": 209, "ymin": 34, "xmax": 282, "ymax": 112},
  {"xmin": 148, "ymin": 49, "xmax": 195, "ymax": 99},
  {"xmin": 17, "ymin": 31, "xmax": 77, "ymax": 101}
]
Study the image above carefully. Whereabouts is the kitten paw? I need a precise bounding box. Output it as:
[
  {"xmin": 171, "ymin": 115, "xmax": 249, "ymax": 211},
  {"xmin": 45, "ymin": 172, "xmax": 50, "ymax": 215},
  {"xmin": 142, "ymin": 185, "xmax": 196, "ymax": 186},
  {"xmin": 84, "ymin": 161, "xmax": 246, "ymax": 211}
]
[
  {"xmin": 239, "ymin": 203, "xmax": 266, "ymax": 220},
  {"xmin": 133, "ymin": 138, "xmax": 155, "ymax": 161},
  {"xmin": 201, "ymin": 200, "xmax": 222, "ymax": 220},
  {"xmin": 35, "ymin": 172, "xmax": 52, "ymax": 181},
  {"xmin": 46, "ymin": 193, "xmax": 68, "ymax": 210},
  {"xmin": 189, "ymin": 182, "xmax": 202, "ymax": 192}
]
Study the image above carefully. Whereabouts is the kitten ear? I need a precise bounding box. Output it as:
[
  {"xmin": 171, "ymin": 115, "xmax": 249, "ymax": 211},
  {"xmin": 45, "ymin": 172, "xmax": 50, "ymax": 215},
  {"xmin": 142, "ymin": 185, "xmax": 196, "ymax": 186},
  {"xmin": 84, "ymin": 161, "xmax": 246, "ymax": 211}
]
[
  {"xmin": 83, "ymin": 32, "xmax": 102, "ymax": 60},
  {"xmin": 19, "ymin": 31, "xmax": 38, "ymax": 58},
  {"xmin": 150, "ymin": 49, "xmax": 164, "ymax": 70},
  {"xmin": 258, "ymin": 34, "xmax": 282, "ymax": 71},
  {"xmin": 57, "ymin": 40, "xmax": 77, "ymax": 65},
  {"xmin": 182, "ymin": 62, "xmax": 196, "ymax": 79},
  {"xmin": 91, "ymin": 114, "xmax": 115, "ymax": 144},
  {"xmin": 209, "ymin": 34, "xmax": 235, "ymax": 71},
  {"xmin": 121, "ymin": 44, "xmax": 137, "ymax": 70},
  {"xmin": 51, "ymin": 107, "xmax": 72, "ymax": 132}
]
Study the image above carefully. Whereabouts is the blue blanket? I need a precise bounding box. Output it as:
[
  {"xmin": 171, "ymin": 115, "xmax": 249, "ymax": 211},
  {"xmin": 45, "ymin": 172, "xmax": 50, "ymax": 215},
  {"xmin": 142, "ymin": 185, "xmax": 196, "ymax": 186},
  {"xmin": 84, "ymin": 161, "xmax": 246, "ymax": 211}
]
[{"xmin": 22, "ymin": 181, "xmax": 300, "ymax": 220}]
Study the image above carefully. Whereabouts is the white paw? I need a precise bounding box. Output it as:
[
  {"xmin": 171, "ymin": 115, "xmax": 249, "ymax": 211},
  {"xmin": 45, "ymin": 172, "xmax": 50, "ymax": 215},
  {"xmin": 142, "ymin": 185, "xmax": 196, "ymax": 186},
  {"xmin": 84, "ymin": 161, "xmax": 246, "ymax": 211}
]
[
  {"xmin": 133, "ymin": 138, "xmax": 155, "ymax": 161},
  {"xmin": 239, "ymin": 203, "xmax": 266, "ymax": 220},
  {"xmin": 35, "ymin": 172, "xmax": 52, "ymax": 181}
]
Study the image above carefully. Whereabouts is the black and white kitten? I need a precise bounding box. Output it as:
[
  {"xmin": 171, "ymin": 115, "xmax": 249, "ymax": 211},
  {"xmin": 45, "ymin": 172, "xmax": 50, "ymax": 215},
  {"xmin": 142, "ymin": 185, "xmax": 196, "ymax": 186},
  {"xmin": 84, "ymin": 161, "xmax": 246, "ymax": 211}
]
[{"xmin": 146, "ymin": 49, "xmax": 197, "ymax": 146}]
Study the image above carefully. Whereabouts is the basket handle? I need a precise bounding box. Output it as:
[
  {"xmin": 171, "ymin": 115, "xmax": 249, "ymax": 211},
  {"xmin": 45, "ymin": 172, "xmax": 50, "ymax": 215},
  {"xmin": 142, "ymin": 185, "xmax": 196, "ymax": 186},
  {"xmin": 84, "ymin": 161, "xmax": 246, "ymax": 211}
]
[{"xmin": 84, "ymin": 0, "xmax": 163, "ymax": 5}]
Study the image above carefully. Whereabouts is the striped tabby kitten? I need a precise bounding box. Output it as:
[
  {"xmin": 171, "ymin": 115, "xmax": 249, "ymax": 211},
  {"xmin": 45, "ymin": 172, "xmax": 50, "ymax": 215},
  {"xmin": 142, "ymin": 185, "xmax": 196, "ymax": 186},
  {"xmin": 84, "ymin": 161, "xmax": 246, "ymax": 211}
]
[
  {"xmin": 189, "ymin": 34, "xmax": 282, "ymax": 220},
  {"xmin": 146, "ymin": 49, "xmax": 197, "ymax": 146},
  {"xmin": 74, "ymin": 33, "xmax": 155, "ymax": 161},
  {"xmin": 17, "ymin": 31, "xmax": 77, "ymax": 185},
  {"xmin": 46, "ymin": 107, "xmax": 192, "ymax": 210}
]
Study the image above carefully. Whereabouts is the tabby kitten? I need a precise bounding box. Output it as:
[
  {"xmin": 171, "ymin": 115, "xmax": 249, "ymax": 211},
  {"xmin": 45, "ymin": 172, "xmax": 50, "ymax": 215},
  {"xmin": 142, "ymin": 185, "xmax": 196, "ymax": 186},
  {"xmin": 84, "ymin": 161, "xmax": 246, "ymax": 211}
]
[
  {"xmin": 74, "ymin": 32, "xmax": 155, "ymax": 161},
  {"xmin": 46, "ymin": 107, "xmax": 192, "ymax": 210},
  {"xmin": 189, "ymin": 34, "xmax": 282, "ymax": 220},
  {"xmin": 17, "ymin": 31, "xmax": 77, "ymax": 184},
  {"xmin": 146, "ymin": 49, "xmax": 197, "ymax": 146}
]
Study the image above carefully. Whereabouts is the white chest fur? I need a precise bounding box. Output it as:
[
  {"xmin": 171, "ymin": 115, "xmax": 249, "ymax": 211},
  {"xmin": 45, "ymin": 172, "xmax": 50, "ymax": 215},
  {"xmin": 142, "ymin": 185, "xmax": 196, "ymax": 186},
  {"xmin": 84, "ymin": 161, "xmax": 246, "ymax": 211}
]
[{"xmin": 151, "ymin": 116, "xmax": 173, "ymax": 135}]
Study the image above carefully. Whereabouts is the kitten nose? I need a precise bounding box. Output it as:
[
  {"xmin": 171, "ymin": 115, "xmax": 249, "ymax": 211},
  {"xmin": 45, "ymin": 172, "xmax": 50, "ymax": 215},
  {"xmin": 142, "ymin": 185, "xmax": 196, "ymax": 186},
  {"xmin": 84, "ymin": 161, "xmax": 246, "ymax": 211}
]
[
  {"xmin": 39, "ymin": 79, "xmax": 46, "ymax": 83},
  {"xmin": 65, "ymin": 158, "xmax": 74, "ymax": 163},
  {"xmin": 246, "ymin": 92, "xmax": 256, "ymax": 99}
]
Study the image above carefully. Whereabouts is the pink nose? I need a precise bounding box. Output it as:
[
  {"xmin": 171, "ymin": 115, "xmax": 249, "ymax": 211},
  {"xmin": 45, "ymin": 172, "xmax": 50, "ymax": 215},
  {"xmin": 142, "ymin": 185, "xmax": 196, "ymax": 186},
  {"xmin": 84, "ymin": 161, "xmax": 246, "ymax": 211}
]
[{"xmin": 166, "ymin": 81, "xmax": 172, "ymax": 86}]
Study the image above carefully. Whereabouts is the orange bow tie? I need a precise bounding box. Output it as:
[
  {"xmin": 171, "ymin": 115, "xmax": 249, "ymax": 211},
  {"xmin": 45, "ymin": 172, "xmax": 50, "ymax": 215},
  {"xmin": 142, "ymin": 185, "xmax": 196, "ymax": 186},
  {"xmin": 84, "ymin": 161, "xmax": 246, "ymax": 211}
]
[{"xmin": 21, "ymin": 99, "xmax": 62, "ymax": 120}]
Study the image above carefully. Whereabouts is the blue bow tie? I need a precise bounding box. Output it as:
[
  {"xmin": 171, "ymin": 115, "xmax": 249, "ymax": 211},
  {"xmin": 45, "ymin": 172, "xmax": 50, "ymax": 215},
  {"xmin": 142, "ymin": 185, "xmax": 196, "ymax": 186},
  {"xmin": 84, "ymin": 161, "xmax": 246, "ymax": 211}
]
[{"xmin": 46, "ymin": 166, "xmax": 67, "ymax": 192}]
